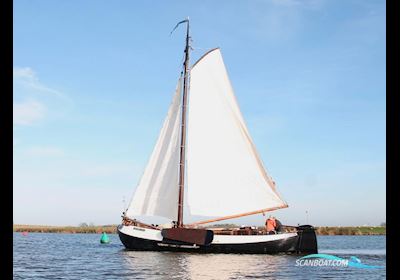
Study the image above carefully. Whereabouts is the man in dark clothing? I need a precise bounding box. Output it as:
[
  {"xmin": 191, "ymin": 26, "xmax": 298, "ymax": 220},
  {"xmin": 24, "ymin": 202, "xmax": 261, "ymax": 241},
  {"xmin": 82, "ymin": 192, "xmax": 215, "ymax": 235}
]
[{"xmin": 274, "ymin": 217, "xmax": 283, "ymax": 232}]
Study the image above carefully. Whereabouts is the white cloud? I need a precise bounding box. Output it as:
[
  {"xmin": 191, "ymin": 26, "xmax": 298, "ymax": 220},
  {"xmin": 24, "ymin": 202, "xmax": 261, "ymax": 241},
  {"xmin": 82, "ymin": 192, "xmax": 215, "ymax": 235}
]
[
  {"xmin": 13, "ymin": 67, "xmax": 36, "ymax": 80},
  {"xmin": 13, "ymin": 66, "xmax": 72, "ymax": 126},
  {"xmin": 13, "ymin": 100, "xmax": 46, "ymax": 125},
  {"xmin": 13, "ymin": 67, "xmax": 64, "ymax": 98},
  {"xmin": 24, "ymin": 146, "xmax": 65, "ymax": 157}
]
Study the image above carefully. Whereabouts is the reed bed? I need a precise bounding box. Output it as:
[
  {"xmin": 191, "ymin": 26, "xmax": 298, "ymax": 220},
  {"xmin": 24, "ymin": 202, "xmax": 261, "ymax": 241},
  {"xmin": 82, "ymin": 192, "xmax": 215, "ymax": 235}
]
[
  {"xmin": 13, "ymin": 224, "xmax": 118, "ymax": 234},
  {"xmin": 13, "ymin": 224, "xmax": 385, "ymax": 235}
]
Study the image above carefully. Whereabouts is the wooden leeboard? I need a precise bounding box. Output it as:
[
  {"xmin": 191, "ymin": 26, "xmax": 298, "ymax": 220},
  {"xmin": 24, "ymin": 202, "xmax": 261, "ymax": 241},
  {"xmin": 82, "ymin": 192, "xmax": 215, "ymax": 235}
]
[{"xmin": 161, "ymin": 228, "xmax": 214, "ymax": 246}]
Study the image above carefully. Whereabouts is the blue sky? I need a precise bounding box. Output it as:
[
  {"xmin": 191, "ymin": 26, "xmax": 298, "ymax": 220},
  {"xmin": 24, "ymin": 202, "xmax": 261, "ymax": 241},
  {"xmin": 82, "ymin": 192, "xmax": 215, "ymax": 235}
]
[{"xmin": 13, "ymin": 0, "xmax": 385, "ymax": 226}]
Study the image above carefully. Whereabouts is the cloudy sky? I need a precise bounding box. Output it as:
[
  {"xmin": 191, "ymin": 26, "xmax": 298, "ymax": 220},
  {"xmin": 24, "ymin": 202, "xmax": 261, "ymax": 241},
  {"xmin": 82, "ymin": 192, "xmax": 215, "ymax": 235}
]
[{"xmin": 13, "ymin": 0, "xmax": 385, "ymax": 226}]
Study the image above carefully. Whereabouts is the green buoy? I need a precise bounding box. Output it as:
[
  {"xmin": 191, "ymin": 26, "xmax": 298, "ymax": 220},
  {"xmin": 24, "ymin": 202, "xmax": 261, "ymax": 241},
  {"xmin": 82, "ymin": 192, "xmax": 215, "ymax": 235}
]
[{"xmin": 100, "ymin": 232, "xmax": 110, "ymax": 244}]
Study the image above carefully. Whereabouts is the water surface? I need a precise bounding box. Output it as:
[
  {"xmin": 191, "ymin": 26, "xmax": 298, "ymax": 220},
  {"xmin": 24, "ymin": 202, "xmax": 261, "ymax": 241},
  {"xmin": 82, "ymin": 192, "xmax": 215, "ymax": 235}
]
[{"xmin": 13, "ymin": 233, "xmax": 386, "ymax": 279}]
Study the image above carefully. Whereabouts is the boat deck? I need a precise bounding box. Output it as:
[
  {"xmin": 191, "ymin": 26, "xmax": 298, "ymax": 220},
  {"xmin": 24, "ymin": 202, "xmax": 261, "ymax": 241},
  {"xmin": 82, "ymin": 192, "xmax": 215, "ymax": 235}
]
[
  {"xmin": 208, "ymin": 226, "xmax": 296, "ymax": 236},
  {"xmin": 121, "ymin": 217, "xmax": 297, "ymax": 236}
]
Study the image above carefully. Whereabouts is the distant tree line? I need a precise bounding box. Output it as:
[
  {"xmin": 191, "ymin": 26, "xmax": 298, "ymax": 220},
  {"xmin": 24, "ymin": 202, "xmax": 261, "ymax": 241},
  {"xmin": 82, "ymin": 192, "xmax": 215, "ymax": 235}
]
[{"xmin": 78, "ymin": 222, "xmax": 95, "ymax": 227}]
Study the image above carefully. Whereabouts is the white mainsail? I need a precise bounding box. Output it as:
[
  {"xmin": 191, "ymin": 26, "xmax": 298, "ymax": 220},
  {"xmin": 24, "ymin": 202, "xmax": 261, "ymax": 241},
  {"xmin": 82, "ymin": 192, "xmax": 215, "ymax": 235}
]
[
  {"xmin": 125, "ymin": 79, "xmax": 182, "ymax": 221},
  {"xmin": 186, "ymin": 48, "xmax": 287, "ymax": 218}
]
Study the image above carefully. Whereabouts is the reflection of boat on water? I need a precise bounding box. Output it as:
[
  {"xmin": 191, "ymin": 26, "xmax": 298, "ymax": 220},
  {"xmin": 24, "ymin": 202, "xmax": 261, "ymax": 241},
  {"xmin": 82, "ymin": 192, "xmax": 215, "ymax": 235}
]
[
  {"xmin": 121, "ymin": 250, "xmax": 287, "ymax": 279},
  {"xmin": 118, "ymin": 18, "xmax": 318, "ymax": 254}
]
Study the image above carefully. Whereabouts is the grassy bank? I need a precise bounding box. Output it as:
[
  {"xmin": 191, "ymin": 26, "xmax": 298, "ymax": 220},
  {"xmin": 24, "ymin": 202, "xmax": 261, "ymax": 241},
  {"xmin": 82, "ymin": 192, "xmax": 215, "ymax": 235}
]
[
  {"xmin": 315, "ymin": 226, "xmax": 385, "ymax": 235},
  {"xmin": 13, "ymin": 224, "xmax": 118, "ymax": 234},
  {"xmin": 13, "ymin": 224, "xmax": 385, "ymax": 235}
]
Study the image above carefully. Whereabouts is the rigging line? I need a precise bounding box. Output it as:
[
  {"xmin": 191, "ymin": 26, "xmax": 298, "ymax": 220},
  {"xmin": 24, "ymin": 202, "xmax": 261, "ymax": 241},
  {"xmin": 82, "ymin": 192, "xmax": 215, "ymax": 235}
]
[
  {"xmin": 190, "ymin": 42, "xmax": 215, "ymax": 52},
  {"xmin": 171, "ymin": 54, "xmax": 185, "ymax": 81},
  {"xmin": 191, "ymin": 47, "xmax": 213, "ymax": 51}
]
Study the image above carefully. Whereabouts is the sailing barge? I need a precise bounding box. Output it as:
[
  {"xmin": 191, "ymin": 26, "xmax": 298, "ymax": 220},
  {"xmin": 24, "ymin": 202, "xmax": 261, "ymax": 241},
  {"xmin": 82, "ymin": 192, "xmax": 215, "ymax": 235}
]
[{"xmin": 118, "ymin": 19, "xmax": 318, "ymax": 254}]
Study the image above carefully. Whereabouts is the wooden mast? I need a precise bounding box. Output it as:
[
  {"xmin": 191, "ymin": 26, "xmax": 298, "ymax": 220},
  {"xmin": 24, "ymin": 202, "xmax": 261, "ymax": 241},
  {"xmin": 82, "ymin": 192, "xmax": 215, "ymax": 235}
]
[{"xmin": 177, "ymin": 18, "xmax": 190, "ymax": 228}]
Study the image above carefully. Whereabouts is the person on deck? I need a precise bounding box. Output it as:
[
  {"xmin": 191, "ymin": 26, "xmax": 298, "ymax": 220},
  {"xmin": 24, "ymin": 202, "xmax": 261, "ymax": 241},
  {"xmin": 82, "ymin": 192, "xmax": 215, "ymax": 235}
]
[
  {"xmin": 265, "ymin": 216, "xmax": 276, "ymax": 234},
  {"xmin": 274, "ymin": 217, "xmax": 283, "ymax": 233}
]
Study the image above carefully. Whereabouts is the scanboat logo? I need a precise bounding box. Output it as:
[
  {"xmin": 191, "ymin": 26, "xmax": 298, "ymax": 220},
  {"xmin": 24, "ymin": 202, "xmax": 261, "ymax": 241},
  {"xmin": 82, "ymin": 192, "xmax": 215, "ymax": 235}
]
[{"xmin": 295, "ymin": 254, "xmax": 384, "ymax": 269}]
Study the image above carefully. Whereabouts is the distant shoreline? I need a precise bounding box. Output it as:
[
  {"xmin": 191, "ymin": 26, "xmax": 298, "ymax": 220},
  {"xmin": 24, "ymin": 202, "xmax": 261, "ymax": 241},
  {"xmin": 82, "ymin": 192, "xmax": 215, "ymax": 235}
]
[
  {"xmin": 314, "ymin": 226, "xmax": 385, "ymax": 235},
  {"xmin": 13, "ymin": 224, "xmax": 386, "ymax": 235}
]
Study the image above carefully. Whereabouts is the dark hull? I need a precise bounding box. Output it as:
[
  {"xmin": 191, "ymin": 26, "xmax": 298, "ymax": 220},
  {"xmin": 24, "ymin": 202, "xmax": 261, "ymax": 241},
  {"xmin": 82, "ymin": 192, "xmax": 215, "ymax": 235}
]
[{"xmin": 118, "ymin": 226, "xmax": 317, "ymax": 254}]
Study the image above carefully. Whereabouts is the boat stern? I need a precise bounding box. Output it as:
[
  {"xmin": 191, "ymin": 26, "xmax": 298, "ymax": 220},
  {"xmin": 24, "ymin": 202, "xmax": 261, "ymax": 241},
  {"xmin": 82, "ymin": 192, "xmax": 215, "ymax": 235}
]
[{"xmin": 295, "ymin": 225, "xmax": 318, "ymax": 254}]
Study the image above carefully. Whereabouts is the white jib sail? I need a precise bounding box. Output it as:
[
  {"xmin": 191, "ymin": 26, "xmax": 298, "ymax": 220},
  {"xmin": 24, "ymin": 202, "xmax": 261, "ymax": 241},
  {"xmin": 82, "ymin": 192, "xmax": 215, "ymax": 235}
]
[
  {"xmin": 187, "ymin": 48, "xmax": 287, "ymax": 217},
  {"xmin": 125, "ymin": 79, "xmax": 182, "ymax": 221}
]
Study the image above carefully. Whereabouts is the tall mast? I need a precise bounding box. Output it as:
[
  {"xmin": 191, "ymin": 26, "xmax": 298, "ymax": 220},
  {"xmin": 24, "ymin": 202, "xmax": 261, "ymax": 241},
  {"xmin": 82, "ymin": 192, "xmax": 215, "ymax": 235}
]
[{"xmin": 177, "ymin": 18, "xmax": 190, "ymax": 228}]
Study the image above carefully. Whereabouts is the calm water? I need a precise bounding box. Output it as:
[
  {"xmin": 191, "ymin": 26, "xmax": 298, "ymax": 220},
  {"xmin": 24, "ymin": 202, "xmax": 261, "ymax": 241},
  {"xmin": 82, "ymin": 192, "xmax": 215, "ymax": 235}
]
[{"xmin": 13, "ymin": 233, "xmax": 386, "ymax": 279}]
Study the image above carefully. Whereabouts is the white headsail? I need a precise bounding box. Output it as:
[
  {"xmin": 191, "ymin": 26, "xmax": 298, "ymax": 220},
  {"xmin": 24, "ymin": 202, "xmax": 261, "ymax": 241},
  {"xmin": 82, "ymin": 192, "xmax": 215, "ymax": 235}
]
[
  {"xmin": 125, "ymin": 79, "xmax": 182, "ymax": 221},
  {"xmin": 186, "ymin": 48, "xmax": 287, "ymax": 218}
]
